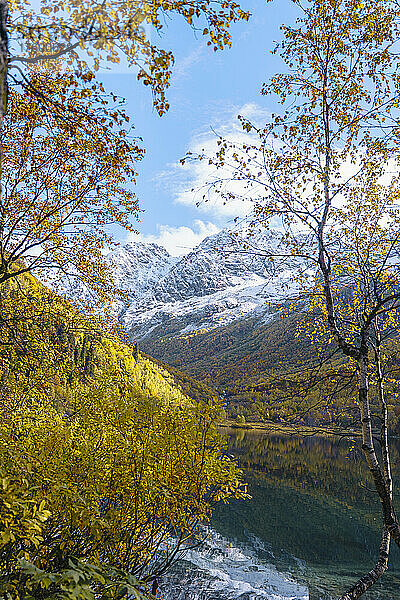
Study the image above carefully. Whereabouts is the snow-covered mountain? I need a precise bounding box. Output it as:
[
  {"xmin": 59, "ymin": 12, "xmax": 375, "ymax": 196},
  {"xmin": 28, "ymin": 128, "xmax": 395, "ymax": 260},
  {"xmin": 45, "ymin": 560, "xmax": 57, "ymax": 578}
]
[
  {"xmin": 108, "ymin": 229, "xmax": 304, "ymax": 342},
  {"xmin": 109, "ymin": 241, "xmax": 177, "ymax": 301}
]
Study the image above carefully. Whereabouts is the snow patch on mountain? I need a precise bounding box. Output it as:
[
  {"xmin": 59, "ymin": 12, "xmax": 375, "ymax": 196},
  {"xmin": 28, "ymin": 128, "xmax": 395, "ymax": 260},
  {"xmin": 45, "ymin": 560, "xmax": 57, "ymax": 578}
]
[
  {"xmin": 109, "ymin": 241, "xmax": 177, "ymax": 300},
  {"xmin": 51, "ymin": 227, "xmax": 306, "ymax": 339},
  {"xmin": 107, "ymin": 228, "xmax": 304, "ymax": 341}
]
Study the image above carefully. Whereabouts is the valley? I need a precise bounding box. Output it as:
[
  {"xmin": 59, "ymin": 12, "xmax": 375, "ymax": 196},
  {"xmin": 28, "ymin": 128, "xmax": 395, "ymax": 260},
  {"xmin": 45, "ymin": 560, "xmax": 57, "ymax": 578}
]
[{"xmin": 93, "ymin": 230, "xmax": 358, "ymax": 428}]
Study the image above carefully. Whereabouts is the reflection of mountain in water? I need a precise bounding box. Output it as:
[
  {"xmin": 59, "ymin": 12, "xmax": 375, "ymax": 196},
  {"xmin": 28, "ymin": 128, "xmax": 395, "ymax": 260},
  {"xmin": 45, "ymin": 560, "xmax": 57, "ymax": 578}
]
[
  {"xmin": 160, "ymin": 527, "xmax": 308, "ymax": 600},
  {"xmin": 162, "ymin": 432, "xmax": 400, "ymax": 600}
]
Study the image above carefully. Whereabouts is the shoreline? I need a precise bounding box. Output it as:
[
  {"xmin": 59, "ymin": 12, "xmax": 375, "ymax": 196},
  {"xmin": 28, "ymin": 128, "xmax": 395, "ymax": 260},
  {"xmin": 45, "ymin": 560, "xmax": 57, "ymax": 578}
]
[{"xmin": 218, "ymin": 420, "xmax": 361, "ymax": 438}]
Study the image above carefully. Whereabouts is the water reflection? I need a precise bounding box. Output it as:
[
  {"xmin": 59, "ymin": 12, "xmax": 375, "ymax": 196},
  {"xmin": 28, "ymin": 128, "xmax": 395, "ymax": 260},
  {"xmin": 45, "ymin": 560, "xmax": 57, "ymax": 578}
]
[
  {"xmin": 226, "ymin": 429, "xmax": 400, "ymax": 508},
  {"xmin": 159, "ymin": 527, "xmax": 309, "ymax": 600},
  {"xmin": 211, "ymin": 430, "xmax": 400, "ymax": 598},
  {"xmin": 162, "ymin": 430, "xmax": 400, "ymax": 599}
]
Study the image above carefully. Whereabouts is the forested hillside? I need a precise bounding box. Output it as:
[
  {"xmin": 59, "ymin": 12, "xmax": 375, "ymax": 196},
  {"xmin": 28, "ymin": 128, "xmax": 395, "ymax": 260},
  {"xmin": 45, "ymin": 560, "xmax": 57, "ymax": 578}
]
[
  {"xmin": 0, "ymin": 272, "xmax": 246, "ymax": 598},
  {"xmin": 141, "ymin": 309, "xmax": 400, "ymax": 431},
  {"xmin": 0, "ymin": 269, "xmax": 215, "ymax": 409}
]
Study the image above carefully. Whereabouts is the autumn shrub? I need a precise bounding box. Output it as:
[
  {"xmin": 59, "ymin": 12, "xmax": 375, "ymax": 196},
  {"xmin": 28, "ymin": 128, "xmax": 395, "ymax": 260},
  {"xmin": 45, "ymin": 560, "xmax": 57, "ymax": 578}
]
[{"xmin": 0, "ymin": 278, "xmax": 247, "ymax": 598}]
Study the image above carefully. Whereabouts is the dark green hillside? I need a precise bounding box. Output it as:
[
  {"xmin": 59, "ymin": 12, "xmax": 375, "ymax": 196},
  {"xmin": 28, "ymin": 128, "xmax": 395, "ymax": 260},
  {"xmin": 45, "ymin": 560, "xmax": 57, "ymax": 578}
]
[
  {"xmin": 140, "ymin": 310, "xmax": 320, "ymax": 380},
  {"xmin": 141, "ymin": 312, "xmax": 317, "ymax": 385},
  {"xmin": 140, "ymin": 311, "xmax": 400, "ymax": 428}
]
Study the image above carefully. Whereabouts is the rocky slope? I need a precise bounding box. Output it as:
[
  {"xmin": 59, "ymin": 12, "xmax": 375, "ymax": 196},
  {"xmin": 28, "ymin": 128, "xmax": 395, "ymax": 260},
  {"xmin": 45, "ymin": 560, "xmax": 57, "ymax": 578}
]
[
  {"xmin": 109, "ymin": 241, "xmax": 177, "ymax": 302},
  {"xmin": 111, "ymin": 228, "xmax": 304, "ymax": 342}
]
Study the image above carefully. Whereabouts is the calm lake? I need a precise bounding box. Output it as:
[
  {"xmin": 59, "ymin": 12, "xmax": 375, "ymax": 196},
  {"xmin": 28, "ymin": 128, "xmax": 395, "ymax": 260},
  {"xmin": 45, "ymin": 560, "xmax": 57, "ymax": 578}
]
[{"xmin": 161, "ymin": 430, "xmax": 400, "ymax": 600}]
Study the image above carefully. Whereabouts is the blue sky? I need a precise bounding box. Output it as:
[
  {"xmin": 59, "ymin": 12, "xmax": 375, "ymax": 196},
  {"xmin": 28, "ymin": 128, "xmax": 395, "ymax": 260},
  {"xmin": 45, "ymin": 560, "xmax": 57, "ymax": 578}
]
[{"xmin": 101, "ymin": 0, "xmax": 298, "ymax": 255}]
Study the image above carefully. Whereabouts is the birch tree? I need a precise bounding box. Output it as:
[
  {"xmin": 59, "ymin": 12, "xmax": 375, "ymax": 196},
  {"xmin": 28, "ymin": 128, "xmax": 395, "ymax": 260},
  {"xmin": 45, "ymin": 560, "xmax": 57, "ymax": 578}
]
[
  {"xmin": 187, "ymin": 0, "xmax": 400, "ymax": 597},
  {"xmin": 0, "ymin": 0, "xmax": 249, "ymax": 303}
]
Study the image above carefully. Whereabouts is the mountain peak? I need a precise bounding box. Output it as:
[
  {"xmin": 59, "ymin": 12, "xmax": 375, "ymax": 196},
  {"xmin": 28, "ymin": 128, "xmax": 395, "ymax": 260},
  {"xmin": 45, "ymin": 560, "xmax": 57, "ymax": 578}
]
[
  {"xmin": 58, "ymin": 227, "xmax": 301, "ymax": 340},
  {"xmin": 109, "ymin": 226, "xmax": 299, "ymax": 341}
]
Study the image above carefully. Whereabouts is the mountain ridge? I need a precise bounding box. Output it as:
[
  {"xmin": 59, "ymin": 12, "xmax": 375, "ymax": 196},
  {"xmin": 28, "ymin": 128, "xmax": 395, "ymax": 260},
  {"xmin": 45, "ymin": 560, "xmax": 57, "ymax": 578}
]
[
  {"xmin": 58, "ymin": 226, "xmax": 318, "ymax": 419},
  {"xmin": 109, "ymin": 228, "xmax": 302, "ymax": 342}
]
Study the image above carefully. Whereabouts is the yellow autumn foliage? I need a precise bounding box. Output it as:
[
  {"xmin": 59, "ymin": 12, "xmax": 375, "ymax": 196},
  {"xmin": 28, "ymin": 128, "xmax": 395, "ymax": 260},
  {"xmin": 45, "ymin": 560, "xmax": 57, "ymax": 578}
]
[{"xmin": 0, "ymin": 273, "xmax": 247, "ymax": 598}]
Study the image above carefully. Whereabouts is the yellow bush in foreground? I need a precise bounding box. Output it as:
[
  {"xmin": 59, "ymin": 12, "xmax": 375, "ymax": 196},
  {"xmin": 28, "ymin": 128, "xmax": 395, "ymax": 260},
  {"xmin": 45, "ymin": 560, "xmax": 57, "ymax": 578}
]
[{"xmin": 0, "ymin": 277, "xmax": 247, "ymax": 598}]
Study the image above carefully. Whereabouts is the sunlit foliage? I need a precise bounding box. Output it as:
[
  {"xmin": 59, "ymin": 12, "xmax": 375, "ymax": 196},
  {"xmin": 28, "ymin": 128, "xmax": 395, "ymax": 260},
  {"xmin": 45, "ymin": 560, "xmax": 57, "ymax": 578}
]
[
  {"xmin": 7, "ymin": 0, "xmax": 250, "ymax": 115},
  {"xmin": 0, "ymin": 72, "xmax": 142, "ymax": 309},
  {"xmin": 0, "ymin": 274, "xmax": 247, "ymax": 598}
]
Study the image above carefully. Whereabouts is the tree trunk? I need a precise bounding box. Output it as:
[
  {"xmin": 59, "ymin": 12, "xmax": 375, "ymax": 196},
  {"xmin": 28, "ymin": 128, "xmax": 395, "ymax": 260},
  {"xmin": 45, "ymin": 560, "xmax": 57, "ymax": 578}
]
[
  {"xmin": 356, "ymin": 351, "xmax": 400, "ymax": 548},
  {"xmin": 375, "ymin": 341, "xmax": 393, "ymax": 497},
  {"xmin": 338, "ymin": 527, "xmax": 390, "ymax": 600},
  {"xmin": 0, "ymin": 0, "xmax": 8, "ymax": 258},
  {"xmin": 339, "ymin": 345, "xmax": 394, "ymax": 599}
]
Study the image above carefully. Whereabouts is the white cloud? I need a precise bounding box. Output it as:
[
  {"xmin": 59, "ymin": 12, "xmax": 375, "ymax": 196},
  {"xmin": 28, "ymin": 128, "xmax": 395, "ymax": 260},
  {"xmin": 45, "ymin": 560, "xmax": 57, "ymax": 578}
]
[
  {"xmin": 237, "ymin": 102, "xmax": 271, "ymax": 124},
  {"xmin": 132, "ymin": 220, "xmax": 220, "ymax": 256},
  {"xmin": 157, "ymin": 102, "xmax": 271, "ymax": 220},
  {"xmin": 163, "ymin": 100, "xmax": 398, "ymax": 228},
  {"xmin": 173, "ymin": 45, "xmax": 204, "ymax": 81}
]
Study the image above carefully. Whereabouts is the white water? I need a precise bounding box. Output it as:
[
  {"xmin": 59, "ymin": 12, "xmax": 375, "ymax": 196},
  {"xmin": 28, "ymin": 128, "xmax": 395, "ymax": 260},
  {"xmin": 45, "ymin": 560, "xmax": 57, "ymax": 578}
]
[{"xmin": 160, "ymin": 528, "xmax": 309, "ymax": 600}]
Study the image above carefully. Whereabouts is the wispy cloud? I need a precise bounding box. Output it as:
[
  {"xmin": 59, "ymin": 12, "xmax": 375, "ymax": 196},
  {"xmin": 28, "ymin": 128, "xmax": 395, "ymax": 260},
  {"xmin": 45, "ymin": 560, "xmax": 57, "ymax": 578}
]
[
  {"xmin": 155, "ymin": 102, "xmax": 271, "ymax": 220},
  {"xmin": 173, "ymin": 45, "xmax": 204, "ymax": 82}
]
